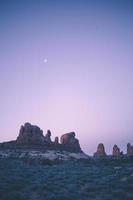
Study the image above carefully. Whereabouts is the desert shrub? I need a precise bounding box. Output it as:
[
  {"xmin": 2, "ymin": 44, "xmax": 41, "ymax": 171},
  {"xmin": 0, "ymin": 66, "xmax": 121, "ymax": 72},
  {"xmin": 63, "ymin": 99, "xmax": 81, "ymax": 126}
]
[
  {"xmin": 0, "ymin": 157, "xmax": 133, "ymax": 200},
  {"xmin": 0, "ymin": 191, "xmax": 28, "ymax": 200}
]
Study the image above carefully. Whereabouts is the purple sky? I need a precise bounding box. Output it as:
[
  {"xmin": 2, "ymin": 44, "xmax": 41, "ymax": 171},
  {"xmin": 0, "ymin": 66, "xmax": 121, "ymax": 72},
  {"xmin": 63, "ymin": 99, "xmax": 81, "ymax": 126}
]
[{"xmin": 0, "ymin": 0, "xmax": 133, "ymax": 154}]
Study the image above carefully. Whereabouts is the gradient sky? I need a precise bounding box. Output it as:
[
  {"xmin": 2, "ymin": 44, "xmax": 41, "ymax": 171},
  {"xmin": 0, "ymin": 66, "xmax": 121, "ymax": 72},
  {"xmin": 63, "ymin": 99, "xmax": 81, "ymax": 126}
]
[{"xmin": 0, "ymin": 0, "xmax": 133, "ymax": 154}]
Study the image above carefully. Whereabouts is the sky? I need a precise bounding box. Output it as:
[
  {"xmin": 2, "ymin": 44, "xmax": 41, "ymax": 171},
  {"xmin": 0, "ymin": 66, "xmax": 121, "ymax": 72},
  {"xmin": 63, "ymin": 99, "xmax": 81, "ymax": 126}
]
[{"xmin": 0, "ymin": 0, "xmax": 133, "ymax": 155}]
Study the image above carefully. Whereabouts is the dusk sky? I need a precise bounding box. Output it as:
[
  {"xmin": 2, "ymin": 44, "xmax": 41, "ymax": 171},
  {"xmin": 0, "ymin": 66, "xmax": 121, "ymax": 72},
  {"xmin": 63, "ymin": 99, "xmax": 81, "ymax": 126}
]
[{"xmin": 0, "ymin": 0, "xmax": 133, "ymax": 154}]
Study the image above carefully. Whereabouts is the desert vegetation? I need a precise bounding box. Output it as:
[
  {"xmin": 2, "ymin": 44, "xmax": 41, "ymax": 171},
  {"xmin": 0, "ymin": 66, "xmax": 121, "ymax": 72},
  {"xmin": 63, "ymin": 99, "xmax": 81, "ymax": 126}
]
[{"xmin": 0, "ymin": 156, "xmax": 133, "ymax": 200}]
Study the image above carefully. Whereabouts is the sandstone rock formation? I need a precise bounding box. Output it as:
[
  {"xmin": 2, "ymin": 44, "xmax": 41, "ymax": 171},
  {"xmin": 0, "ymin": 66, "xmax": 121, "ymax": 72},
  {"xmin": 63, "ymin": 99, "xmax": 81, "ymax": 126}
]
[
  {"xmin": 60, "ymin": 132, "xmax": 75, "ymax": 144},
  {"xmin": 94, "ymin": 143, "xmax": 106, "ymax": 156},
  {"xmin": 15, "ymin": 123, "xmax": 82, "ymax": 153},
  {"xmin": 45, "ymin": 130, "xmax": 52, "ymax": 143},
  {"xmin": 54, "ymin": 137, "xmax": 59, "ymax": 144},
  {"xmin": 127, "ymin": 143, "xmax": 133, "ymax": 155},
  {"xmin": 112, "ymin": 145, "xmax": 121, "ymax": 156},
  {"xmin": 17, "ymin": 122, "xmax": 45, "ymax": 145},
  {"xmin": 60, "ymin": 132, "xmax": 82, "ymax": 152}
]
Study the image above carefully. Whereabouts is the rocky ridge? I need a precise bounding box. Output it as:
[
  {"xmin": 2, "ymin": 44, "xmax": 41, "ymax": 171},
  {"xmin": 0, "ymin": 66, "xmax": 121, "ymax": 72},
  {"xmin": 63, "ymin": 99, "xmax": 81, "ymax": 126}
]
[
  {"xmin": 0, "ymin": 122, "xmax": 133, "ymax": 160},
  {"xmin": 0, "ymin": 122, "xmax": 88, "ymax": 161}
]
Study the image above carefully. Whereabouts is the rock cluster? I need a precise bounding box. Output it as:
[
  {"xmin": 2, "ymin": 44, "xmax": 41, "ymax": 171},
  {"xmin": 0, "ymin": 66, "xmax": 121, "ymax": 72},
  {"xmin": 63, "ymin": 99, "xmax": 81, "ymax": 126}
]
[
  {"xmin": 1, "ymin": 122, "xmax": 133, "ymax": 156},
  {"xmin": 127, "ymin": 143, "xmax": 133, "ymax": 155},
  {"xmin": 16, "ymin": 122, "xmax": 82, "ymax": 153},
  {"xmin": 94, "ymin": 143, "xmax": 124, "ymax": 157},
  {"xmin": 94, "ymin": 143, "xmax": 106, "ymax": 156}
]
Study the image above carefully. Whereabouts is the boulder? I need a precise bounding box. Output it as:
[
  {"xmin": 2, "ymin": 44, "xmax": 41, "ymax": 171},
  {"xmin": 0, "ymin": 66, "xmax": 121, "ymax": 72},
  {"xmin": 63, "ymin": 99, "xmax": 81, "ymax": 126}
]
[
  {"xmin": 60, "ymin": 132, "xmax": 82, "ymax": 152},
  {"xmin": 94, "ymin": 143, "xmax": 106, "ymax": 156}
]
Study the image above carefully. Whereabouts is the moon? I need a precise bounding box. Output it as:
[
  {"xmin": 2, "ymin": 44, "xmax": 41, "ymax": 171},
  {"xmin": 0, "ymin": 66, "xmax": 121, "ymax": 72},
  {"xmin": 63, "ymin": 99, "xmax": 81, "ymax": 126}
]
[{"xmin": 44, "ymin": 58, "xmax": 48, "ymax": 63}]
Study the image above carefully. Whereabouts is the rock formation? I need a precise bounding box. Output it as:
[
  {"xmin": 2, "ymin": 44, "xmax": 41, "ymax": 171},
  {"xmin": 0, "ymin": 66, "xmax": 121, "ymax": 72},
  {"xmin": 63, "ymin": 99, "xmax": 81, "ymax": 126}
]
[
  {"xmin": 45, "ymin": 130, "xmax": 52, "ymax": 143},
  {"xmin": 1, "ymin": 122, "xmax": 133, "ymax": 156},
  {"xmin": 16, "ymin": 122, "xmax": 45, "ymax": 145},
  {"xmin": 127, "ymin": 143, "xmax": 133, "ymax": 155},
  {"xmin": 112, "ymin": 145, "xmax": 121, "ymax": 156},
  {"xmin": 54, "ymin": 137, "xmax": 59, "ymax": 144},
  {"xmin": 60, "ymin": 132, "xmax": 82, "ymax": 152},
  {"xmin": 15, "ymin": 123, "xmax": 82, "ymax": 153},
  {"xmin": 94, "ymin": 143, "xmax": 106, "ymax": 156}
]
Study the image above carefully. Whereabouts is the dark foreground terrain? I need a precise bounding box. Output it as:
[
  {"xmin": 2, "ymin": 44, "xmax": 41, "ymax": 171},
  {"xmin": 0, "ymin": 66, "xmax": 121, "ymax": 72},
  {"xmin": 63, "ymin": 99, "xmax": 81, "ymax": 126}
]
[{"xmin": 0, "ymin": 156, "xmax": 133, "ymax": 200}]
